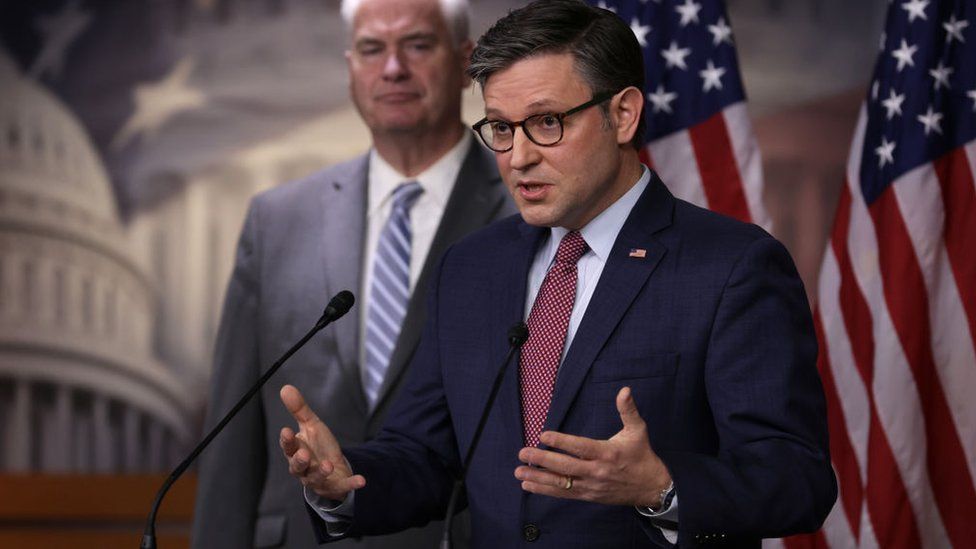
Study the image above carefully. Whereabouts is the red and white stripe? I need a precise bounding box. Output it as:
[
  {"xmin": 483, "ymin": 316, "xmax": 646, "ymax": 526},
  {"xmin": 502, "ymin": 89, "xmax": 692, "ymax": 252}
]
[
  {"xmin": 781, "ymin": 106, "xmax": 976, "ymax": 549},
  {"xmin": 646, "ymin": 102, "xmax": 770, "ymax": 229}
]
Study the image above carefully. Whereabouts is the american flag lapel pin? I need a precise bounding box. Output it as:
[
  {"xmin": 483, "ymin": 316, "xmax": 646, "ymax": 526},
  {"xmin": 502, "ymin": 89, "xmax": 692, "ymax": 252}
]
[{"xmin": 628, "ymin": 248, "xmax": 647, "ymax": 258}]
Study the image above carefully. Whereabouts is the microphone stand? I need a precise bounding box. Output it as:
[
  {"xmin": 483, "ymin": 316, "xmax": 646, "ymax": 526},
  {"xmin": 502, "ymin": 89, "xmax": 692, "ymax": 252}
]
[
  {"xmin": 440, "ymin": 322, "xmax": 529, "ymax": 549},
  {"xmin": 139, "ymin": 291, "xmax": 355, "ymax": 549}
]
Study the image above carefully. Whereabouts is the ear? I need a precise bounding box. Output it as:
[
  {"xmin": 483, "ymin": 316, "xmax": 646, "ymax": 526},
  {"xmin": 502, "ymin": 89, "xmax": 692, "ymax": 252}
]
[
  {"xmin": 457, "ymin": 39, "xmax": 474, "ymax": 89},
  {"xmin": 345, "ymin": 50, "xmax": 356, "ymax": 95},
  {"xmin": 611, "ymin": 86, "xmax": 644, "ymax": 146}
]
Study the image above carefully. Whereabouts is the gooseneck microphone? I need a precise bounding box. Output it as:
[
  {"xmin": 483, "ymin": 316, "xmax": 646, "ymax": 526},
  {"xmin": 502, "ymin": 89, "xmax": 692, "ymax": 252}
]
[
  {"xmin": 440, "ymin": 322, "xmax": 529, "ymax": 549},
  {"xmin": 139, "ymin": 291, "xmax": 356, "ymax": 549}
]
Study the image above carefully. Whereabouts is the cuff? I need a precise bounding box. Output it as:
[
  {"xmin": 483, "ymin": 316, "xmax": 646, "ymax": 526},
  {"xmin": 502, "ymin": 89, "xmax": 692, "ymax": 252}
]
[
  {"xmin": 636, "ymin": 492, "xmax": 679, "ymax": 545},
  {"xmin": 304, "ymin": 486, "xmax": 355, "ymax": 537}
]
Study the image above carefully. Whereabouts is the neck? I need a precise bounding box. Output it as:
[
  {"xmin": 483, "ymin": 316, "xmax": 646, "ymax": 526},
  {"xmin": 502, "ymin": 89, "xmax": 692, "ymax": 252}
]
[
  {"xmin": 565, "ymin": 152, "xmax": 644, "ymax": 231},
  {"xmin": 372, "ymin": 123, "xmax": 466, "ymax": 178},
  {"xmin": 618, "ymin": 152, "xmax": 644, "ymax": 189}
]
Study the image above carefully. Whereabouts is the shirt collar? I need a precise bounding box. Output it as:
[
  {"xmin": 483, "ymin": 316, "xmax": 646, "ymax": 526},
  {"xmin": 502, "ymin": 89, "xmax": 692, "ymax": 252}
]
[
  {"xmin": 546, "ymin": 166, "xmax": 651, "ymax": 262},
  {"xmin": 367, "ymin": 131, "xmax": 471, "ymax": 215}
]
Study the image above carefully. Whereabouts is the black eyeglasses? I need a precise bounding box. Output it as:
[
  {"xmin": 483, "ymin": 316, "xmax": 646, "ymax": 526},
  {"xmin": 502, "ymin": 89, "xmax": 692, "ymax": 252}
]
[{"xmin": 472, "ymin": 91, "xmax": 617, "ymax": 153}]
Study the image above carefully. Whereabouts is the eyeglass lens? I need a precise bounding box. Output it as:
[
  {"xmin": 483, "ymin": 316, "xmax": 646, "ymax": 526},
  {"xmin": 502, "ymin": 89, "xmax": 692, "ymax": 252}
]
[{"xmin": 480, "ymin": 114, "xmax": 564, "ymax": 151}]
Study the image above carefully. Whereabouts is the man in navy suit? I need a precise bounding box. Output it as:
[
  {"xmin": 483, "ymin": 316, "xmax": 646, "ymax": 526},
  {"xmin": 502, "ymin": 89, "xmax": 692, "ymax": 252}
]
[{"xmin": 278, "ymin": 1, "xmax": 836, "ymax": 546}]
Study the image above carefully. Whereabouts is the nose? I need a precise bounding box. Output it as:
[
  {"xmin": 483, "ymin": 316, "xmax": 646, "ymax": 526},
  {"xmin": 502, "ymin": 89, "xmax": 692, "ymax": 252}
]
[
  {"xmin": 508, "ymin": 127, "xmax": 541, "ymax": 171},
  {"xmin": 382, "ymin": 50, "xmax": 409, "ymax": 81}
]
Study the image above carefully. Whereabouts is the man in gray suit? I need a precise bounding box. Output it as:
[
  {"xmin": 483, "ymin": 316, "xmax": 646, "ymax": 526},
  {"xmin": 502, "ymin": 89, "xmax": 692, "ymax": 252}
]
[{"xmin": 191, "ymin": 0, "xmax": 513, "ymax": 547}]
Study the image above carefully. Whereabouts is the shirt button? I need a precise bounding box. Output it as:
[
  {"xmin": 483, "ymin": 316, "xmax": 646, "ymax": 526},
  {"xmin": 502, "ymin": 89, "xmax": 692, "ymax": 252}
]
[{"xmin": 522, "ymin": 523, "xmax": 540, "ymax": 542}]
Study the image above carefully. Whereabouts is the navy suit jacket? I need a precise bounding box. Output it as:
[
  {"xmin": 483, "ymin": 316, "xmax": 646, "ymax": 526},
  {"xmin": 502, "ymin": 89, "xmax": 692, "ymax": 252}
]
[{"xmin": 315, "ymin": 172, "xmax": 836, "ymax": 548}]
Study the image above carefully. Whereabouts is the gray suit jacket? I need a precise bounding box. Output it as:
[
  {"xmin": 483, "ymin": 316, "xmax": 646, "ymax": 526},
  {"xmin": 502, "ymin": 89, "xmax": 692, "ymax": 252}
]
[{"xmin": 192, "ymin": 140, "xmax": 514, "ymax": 549}]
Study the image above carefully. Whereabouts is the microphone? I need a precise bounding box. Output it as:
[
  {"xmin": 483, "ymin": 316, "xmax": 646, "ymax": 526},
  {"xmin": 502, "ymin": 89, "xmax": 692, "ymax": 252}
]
[
  {"xmin": 440, "ymin": 322, "xmax": 529, "ymax": 549},
  {"xmin": 139, "ymin": 291, "xmax": 356, "ymax": 549},
  {"xmin": 320, "ymin": 290, "xmax": 355, "ymax": 327}
]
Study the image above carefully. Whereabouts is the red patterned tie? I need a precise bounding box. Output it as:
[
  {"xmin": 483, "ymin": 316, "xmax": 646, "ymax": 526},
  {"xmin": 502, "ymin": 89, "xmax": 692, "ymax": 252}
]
[{"xmin": 520, "ymin": 230, "xmax": 589, "ymax": 447}]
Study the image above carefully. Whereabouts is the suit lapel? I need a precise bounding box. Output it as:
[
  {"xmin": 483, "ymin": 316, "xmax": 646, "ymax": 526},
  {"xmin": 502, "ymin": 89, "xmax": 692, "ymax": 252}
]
[
  {"xmin": 543, "ymin": 174, "xmax": 676, "ymax": 436},
  {"xmin": 319, "ymin": 155, "xmax": 369, "ymax": 410},
  {"xmin": 371, "ymin": 141, "xmax": 510, "ymax": 416},
  {"xmin": 493, "ymin": 222, "xmax": 546, "ymax": 450}
]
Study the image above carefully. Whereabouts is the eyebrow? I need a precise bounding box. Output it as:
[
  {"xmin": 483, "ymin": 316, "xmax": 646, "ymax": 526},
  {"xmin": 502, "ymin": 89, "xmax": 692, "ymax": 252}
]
[
  {"xmin": 484, "ymin": 98, "xmax": 567, "ymax": 119},
  {"xmin": 354, "ymin": 37, "xmax": 384, "ymax": 49},
  {"xmin": 354, "ymin": 31, "xmax": 439, "ymax": 49},
  {"xmin": 398, "ymin": 31, "xmax": 439, "ymax": 44}
]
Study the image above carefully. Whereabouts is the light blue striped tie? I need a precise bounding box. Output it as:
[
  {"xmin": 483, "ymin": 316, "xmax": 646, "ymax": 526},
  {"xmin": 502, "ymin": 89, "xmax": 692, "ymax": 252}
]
[{"xmin": 363, "ymin": 181, "xmax": 423, "ymax": 407}]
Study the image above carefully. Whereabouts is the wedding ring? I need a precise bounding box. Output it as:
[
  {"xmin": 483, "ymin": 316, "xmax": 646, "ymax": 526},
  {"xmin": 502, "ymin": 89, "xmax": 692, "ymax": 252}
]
[{"xmin": 563, "ymin": 476, "xmax": 574, "ymax": 490}]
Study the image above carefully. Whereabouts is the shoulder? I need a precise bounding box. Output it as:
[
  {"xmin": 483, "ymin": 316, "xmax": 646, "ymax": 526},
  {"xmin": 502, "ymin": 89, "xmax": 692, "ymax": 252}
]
[
  {"xmin": 664, "ymin": 198, "xmax": 801, "ymax": 294},
  {"xmin": 430, "ymin": 214, "xmax": 539, "ymax": 280},
  {"xmin": 667, "ymin": 195, "xmax": 778, "ymax": 255},
  {"xmin": 250, "ymin": 154, "xmax": 368, "ymax": 213},
  {"xmin": 455, "ymin": 212, "xmax": 526, "ymax": 249}
]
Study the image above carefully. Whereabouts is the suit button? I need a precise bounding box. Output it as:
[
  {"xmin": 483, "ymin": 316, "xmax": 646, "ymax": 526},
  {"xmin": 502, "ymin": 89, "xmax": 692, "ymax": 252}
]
[{"xmin": 522, "ymin": 523, "xmax": 540, "ymax": 542}]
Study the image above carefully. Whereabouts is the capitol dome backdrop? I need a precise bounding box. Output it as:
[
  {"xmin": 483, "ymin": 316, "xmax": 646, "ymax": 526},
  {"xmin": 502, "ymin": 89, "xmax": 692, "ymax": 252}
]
[{"xmin": 0, "ymin": 0, "xmax": 884, "ymax": 547}]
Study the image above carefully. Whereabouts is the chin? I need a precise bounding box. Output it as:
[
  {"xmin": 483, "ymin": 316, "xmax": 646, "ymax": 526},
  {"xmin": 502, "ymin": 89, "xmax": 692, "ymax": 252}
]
[
  {"xmin": 373, "ymin": 109, "xmax": 424, "ymax": 126},
  {"xmin": 519, "ymin": 209, "xmax": 560, "ymax": 228},
  {"xmin": 383, "ymin": 119, "xmax": 429, "ymax": 133}
]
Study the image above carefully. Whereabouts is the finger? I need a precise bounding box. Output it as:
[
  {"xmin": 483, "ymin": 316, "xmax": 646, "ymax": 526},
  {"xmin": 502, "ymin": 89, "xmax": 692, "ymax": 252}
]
[
  {"xmin": 280, "ymin": 384, "xmax": 319, "ymax": 425},
  {"xmin": 616, "ymin": 386, "xmax": 646, "ymax": 430},
  {"xmin": 517, "ymin": 447, "xmax": 591, "ymax": 478},
  {"xmin": 280, "ymin": 427, "xmax": 299, "ymax": 456},
  {"xmin": 301, "ymin": 459, "xmax": 335, "ymax": 487},
  {"xmin": 520, "ymin": 479, "xmax": 582, "ymax": 501},
  {"xmin": 288, "ymin": 448, "xmax": 312, "ymax": 477},
  {"xmin": 312, "ymin": 474, "xmax": 367, "ymax": 498},
  {"xmin": 514, "ymin": 464, "xmax": 577, "ymax": 489},
  {"xmin": 538, "ymin": 431, "xmax": 604, "ymax": 461}
]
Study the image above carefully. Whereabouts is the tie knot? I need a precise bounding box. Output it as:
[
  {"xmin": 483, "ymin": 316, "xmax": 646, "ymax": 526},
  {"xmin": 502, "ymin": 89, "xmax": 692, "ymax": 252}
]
[
  {"xmin": 391, "ymin": 181, "xmax": 423, "ymax": 211},
  {"xmin": 554, "ymin": 230, "xmax": 588, "ymax": 264}
]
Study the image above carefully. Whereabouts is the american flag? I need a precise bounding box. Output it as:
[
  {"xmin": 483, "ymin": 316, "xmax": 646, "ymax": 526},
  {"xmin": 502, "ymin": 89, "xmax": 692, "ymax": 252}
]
[
  {"xmin": 779, "ymin": 1, "xmax": 976, "ymax": 548},
  {"xmin": 589, "ymin": 0, "xmax": 768, "ymax": 228}
]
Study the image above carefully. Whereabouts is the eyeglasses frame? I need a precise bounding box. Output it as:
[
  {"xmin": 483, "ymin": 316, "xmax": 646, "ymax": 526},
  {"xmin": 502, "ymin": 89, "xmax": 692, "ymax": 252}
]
[{"xmin": 472, "ymin": 90, "xmax": 618, "ymax": 153}]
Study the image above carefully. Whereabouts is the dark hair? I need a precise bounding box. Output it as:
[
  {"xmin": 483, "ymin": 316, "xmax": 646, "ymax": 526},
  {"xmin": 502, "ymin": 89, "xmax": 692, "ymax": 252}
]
[{"xmin": 468, "ymin": 0, "xmax": 645, "ymax": 149}]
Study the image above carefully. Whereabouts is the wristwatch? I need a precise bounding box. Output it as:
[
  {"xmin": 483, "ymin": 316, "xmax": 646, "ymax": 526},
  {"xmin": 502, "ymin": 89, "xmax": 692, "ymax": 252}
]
[{"xmin": 652, "ymin": 481, "xmax": 676, "ymax": 512}]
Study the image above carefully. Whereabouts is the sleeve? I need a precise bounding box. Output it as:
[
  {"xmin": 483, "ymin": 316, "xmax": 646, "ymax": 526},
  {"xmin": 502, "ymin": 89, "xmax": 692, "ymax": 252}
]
[
  {"xmin": 304, "ymin": 486, "xmax": 354, "ymax": 536},
  {"xmin": 307, "ymin": 248, "xmax": 461, "ymax": 542},
  {"xmin": 655, "ymin": 236, "xmax": 837, "ymax": 543},
  {"xmin": 636, "ymin": 493, "xmax": 679, "ymax": 545},
  {"xmin": 191, "ymin": 200, "xmax": 266, "ymax": 549}
]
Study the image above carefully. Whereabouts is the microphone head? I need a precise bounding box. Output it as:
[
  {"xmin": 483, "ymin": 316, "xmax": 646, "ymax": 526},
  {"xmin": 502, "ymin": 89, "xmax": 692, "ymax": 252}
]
[
  {"xmin": 323, "ymin": 290, "xmax": 355, "ymax": 321},
  {"xmin": 508, "ymin": 322, "xmax": 529, "ymax": 347}
]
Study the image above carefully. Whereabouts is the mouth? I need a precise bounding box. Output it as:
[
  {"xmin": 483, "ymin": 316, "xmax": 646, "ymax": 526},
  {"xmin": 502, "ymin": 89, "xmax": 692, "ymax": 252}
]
[
  {"xmin": 516, "ymin": 181, "xmax": 551, "ymax": 201},
  {"xmin": 376, "ymin": 92, "xmax": 421, "ymax": 103}
]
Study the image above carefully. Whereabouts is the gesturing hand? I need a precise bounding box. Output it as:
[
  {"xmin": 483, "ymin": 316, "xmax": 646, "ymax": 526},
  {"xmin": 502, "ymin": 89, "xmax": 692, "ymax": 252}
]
[
  {"xmin": 279, "ymin": 384, "xmax": 366, "ymax": 502},
  {"xmin": 514, "ymin": 386, "xmax": 671, "ymax": 508}
]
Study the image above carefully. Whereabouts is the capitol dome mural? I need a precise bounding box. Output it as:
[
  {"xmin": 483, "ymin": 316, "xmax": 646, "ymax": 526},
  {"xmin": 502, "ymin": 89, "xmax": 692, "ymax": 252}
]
[{"xmin": 0, "ymin": 49, "xmax": 191, "ymax": 473}]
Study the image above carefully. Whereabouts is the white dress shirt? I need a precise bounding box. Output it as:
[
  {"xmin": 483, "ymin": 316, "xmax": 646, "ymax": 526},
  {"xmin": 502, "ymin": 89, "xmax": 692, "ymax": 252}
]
[{"xmin": 358, "ymin": 131, "xmax": 472, "ymax": 374}]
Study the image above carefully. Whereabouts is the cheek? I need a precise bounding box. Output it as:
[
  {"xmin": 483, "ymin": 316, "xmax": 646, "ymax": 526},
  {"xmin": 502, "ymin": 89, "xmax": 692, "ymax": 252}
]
[
  {"xmin": 349, "ymin": 74, "xmax": 373, "ymax": 101},
  {"xmin": 567, "ymin": 143, "xmax": 608, "ymax": 180},
  {"xmin": 540, "ymin": 149, "xmax": 576, "ymax": 181}
]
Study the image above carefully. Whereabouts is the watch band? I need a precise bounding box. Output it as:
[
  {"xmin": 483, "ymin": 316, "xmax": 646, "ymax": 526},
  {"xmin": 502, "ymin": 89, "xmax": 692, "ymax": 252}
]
[{"xmin": 652, "ymin": 480, "xmax": 675, "ymax": 512}]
